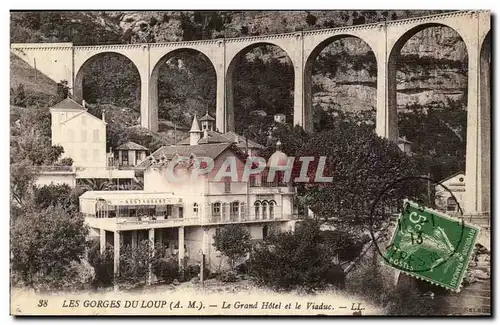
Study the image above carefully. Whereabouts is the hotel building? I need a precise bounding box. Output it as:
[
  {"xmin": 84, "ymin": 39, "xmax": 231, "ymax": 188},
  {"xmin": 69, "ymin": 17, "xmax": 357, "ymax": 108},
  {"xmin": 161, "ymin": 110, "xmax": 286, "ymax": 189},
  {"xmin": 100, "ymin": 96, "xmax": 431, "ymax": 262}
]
[{"xmin": 80, "ymin": 113, "xmax": 299, "ymax": 276}]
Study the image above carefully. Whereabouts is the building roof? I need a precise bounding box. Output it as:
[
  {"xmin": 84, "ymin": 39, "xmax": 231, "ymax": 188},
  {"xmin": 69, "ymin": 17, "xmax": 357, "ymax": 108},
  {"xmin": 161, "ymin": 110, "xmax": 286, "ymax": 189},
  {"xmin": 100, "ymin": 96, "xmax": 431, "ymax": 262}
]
[
  {"xmin": 60, "ymin": 110, "xmax": 106, "ymax": 125},
  {"xmin": 136, "ymin": 142, "xmax": 240, "ymax": 170},
  {"xmin": 200, "ymin": 111, "xmax": 215, "ymax": 122},
  {"xmin": 79, "ymin": 190, "xmax": 179, "ymax": 205},
  {"xmin": 177, "ymin": 130, "xmax": 264, "ymax": 149},
  {"xmin": 224, "ymin": 131, "xmax": 264, "ymax": 149},
  {"xmin": 116, "ymin": 141, "xmax": 149, "ymax": 151},
  {"xmin": 189, "ymin": 115, "xmax": 201, "ymax": 133},
  {"xmin": 398, "ymin": 136, "xmax": 413, "ymax": 144},
  {"xmin": 439, "ymin": 171, "xmax": 465, "ymax": 183},
  {"xmin": 50, "ymin": 97, "xmax": 85, "ymax": 111}
]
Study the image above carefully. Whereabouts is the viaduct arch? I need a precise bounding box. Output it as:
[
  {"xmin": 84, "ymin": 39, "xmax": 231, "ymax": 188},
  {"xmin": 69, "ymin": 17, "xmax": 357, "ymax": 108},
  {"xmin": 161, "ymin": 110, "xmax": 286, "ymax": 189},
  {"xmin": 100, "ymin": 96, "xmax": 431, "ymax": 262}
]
[
  {"xmin": 10, "ymin": 10, "xmax": 490, "ymax": 215},
  {"xmin": 226, "ymin": 42, "xmax": 294, "ymax": 132}
]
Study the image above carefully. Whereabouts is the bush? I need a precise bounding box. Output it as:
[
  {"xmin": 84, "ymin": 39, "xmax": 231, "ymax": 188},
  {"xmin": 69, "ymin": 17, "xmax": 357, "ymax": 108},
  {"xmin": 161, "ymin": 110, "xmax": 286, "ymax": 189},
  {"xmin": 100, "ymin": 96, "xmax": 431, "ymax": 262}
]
[
  {"xmin": 10, "ymin": 205, "xmax": 89, "ymax": 290},
  {"xmin": 218, "ymin": 270, "xmax": 237, "ymax": 283},
  {"xmin": 184, "ymin": 264, "xmax": 209, "ymax": 281},
  {"xmin": 33, "ymin": 184, "xmax": 80, "ymax": 214},
  {"xmin": 58, "ymin": 157, "xmax": 73, "ymax": 166},
  {"xmin": 116, "ymin": 240, "xmax": 152, "ymax": 288},
  {"xmin": 87, "ymin": 239, "xmax": 114, "ymax": 288},
  {"xmin": 153, "ymin": 258, "xmax": 179, "ymax": 284},
  {"xmin": 212, "ymin": 224, "xmax": 251, "ymax": 270},
  {"xmin": 250, "ymin": 221, "xmax": 343, "ymax": 291}
]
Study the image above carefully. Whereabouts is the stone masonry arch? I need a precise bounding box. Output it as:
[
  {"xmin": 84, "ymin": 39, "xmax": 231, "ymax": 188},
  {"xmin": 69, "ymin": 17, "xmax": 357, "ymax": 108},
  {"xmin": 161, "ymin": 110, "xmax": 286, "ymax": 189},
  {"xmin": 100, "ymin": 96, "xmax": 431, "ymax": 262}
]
[
  {"xmin": 73, "ymin": 51, "xmax": 142, "ymax": 108},
  {"xmin": 73, "ymin": 45, "xmax": 148, "ymax": 105},
  {"xmin": 10, "ymin": 10, "xmax": 491, "ymax": 216},
  {"xmin": 385, "ymin": 22, "xmax": 469, "ymax": 144},
  {"xmin": 149, "ymin": 47, "xmax": 218, "ymax": 131},
  {"xmin": 225, "ymin": 41, "xmax": 295, "ymax": 132},
  {"xmin": 304, "ymin": 34, "xmax": 378, "ymax": 131}
]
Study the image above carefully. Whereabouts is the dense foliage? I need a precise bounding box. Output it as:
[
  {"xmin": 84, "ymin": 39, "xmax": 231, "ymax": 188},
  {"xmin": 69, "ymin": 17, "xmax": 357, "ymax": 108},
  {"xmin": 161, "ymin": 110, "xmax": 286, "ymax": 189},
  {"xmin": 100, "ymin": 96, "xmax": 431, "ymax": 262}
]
[
  {"xmin": 87, "ymin": 240, "xmax": 114, "ymax": 287},
  {"xmin": 212, "ymin": 224, "xmax": 252, "ymax": 270},
  {"xmin": 250, "ymin": 221, "xmax": 345, "ymax": 290},
  {"xmin": 33, "ymin": 184, "xmax": 82, "ymax": 214},
  {"xmin": 11, "ymin": 205, "xmax": 89, "ymax": 288}
]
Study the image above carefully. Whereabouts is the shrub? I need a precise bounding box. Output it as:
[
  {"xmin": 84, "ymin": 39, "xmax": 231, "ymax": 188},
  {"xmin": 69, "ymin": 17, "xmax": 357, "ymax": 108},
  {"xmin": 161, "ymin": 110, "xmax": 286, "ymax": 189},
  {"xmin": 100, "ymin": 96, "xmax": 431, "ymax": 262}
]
[
  {"xmin": 212, "ymin": 224, "xmax": 251, "ymax": 270},
  {"xmin": 153, "ymin": 257, "xmax": 179, "ymax": 284},
  {"xmin": 250, "ymin": 221, "xmax": 343, "ymax": 291},
  {"xmin": 306, "ymin": 13, "xmax": 317, "ymax": 26},
  {"xmin": 184, "ymin": 264, "xmax": 210, "ymax": 281},
  {"xmin": 116, "ymin": 240, "xmax": 152, "ymax": 288},
  {"xmin": 10, "ymin": 205, "xmax": 89, "ymax": 290},
  {"xmin": 87, "ymin": 239, "xmax": 114, "ymax": 288},
  {"xmin": 58, "ymin": 157, "xmax": 73, "ymax": 166},
  {"xmin": 219, "ymin": 270, "xmax": 237, "ymax": 283}
]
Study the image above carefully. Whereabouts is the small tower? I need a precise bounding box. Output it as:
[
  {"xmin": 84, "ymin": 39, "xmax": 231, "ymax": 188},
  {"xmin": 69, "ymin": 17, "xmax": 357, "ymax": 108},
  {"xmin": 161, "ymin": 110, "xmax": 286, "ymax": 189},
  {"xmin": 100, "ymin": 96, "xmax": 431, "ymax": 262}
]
[
  {"xmin": 200, "ymin": 109, "xmax": 216, "ymax": 131},
  {"xmin": 189, "ymin": 114, "xmax": 202, "ymax": 146}
]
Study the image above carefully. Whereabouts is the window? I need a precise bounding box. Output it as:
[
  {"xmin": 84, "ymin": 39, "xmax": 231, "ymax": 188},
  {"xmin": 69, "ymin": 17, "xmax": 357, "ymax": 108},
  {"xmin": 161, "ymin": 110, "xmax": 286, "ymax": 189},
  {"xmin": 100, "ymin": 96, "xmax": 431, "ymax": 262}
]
[
  {"xmin": 254, "ymin": 202, "xmax": 261, "ymax": 220},
  {"xmin": 81, "ymin": 149, "xmax": 87, "ymax": 162},
  {"xmin": 67, "ymin": 129, "xmax": 74, "ymax": 142},
  {"xmin": 193, "ymin": 203, "xmax": 199, "ymax": 216},
  {"xmin": 269, "ymin": 201, "xmax": 275, "ymax": 219},
  {"xmin": 166, "ymin": 205, "xmax": 173, "ymax": 217},
  {"xmin": 447, "ymin": 197, "xmax": 458, "ymax": 212},
  {"xmin": 122, "ymin": 153, "xmax": 129, "ymax": 166},
  {"xmin": 212, "ymin": 202, "xmax": 221, "ymax": 216},
  {"xmin": 93, "ymin": 149, "xmax": 99, "ymax": 162},
  {"xmin": 224, "ymin": 180, "xmax": 231, "ymax": 193},
  {"xmin": 262, "ymin": 201, "xmax": 268, "ymax": 220},
  {"xmin": 263, "ymin": 225, "xmax": 269, "ymax": 239},
  {"xmin": 231, "ymin": 201, "xmax": 239, "ymax": 220},
  {"xmin": 81, "ymin": 130, "xmax": 87, "ymax": 142},
  {"xmin": 93, "ymin": 129, "xmax": 100, "ymax": 142},
  {"xmin": 179, "ymin": 207, "xmax": 184, "ymax": 219}
]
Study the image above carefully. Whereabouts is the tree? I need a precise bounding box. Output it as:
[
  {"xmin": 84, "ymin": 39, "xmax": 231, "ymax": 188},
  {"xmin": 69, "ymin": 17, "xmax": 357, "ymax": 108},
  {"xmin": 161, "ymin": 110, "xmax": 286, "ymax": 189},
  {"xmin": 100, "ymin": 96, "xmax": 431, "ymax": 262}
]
[
  {"xmin": 33, "ymin": 184, "xmax": 82, "ymax": 214},
  {"xmin": 10, "ymin": 162, "xmax": 37, "ymax": 207},
  {"xmin": 296, "ymin": 122, "xmax": 422, "ymax": 231},
  {"xmin": 306, "ymin": 13, "xmax": 317, "ymax": 26},
  {"xmin": 11, "ymin": 84, "xmax": 26, "ymax": 107},
  {"xmin": 212, "ymin": 224, "xmax": 251, "ymax": 270},
  {"xmin": 250, "ymin": 221, "xmax": 344, "ymax": 290},
  {"xmin": 78, "ymin": 178, "xmax": 116, "ymax": 191},
  {"xmin": 87, "ymin": 239, "xmax": 114, "ymax": 287},
  {"xmin": 11, "ymin": 205, "xmax": 89, "ymax": 287}
]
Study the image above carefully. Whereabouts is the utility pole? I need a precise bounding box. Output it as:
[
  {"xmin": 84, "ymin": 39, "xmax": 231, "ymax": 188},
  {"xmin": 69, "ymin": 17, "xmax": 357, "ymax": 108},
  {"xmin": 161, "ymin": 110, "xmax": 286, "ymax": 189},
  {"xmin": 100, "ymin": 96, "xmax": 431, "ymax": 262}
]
[
  {"xmin": 34, "ymin": 58, "xmax": 37, "ymax": 81},
  {"xmin": 427, "ymin": 172, "xmax": 432, "ymax": 206}
]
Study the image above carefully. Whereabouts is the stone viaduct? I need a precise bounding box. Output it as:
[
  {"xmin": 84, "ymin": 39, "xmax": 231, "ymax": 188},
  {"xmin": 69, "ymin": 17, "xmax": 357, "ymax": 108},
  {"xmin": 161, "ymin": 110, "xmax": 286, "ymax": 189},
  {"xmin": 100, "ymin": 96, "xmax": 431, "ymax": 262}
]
[{"xmin": 11, "ymin": 10, "xmax": 490, "ymax": 215}]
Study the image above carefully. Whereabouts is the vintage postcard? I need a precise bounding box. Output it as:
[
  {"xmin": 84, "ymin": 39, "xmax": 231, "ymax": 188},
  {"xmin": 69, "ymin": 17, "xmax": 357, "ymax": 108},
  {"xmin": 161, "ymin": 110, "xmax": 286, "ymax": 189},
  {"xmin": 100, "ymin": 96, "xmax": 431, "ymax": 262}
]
[{"xmin": 9, "ymin": 9, "xmax": 491, "ymax": 316}]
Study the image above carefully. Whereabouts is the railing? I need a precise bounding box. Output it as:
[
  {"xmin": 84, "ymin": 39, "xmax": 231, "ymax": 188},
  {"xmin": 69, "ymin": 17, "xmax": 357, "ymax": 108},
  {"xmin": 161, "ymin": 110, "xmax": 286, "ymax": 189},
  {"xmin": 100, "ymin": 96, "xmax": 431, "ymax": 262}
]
[
  {"xmin": 206, "ymin": 213, "xmax": 296, "ymax": 224},
  {"xmin": 85, "ymin": 212, "xmax": 300, "ymax": 229},
  {"xmin": 35, "ymin": 165, "xmax": 74, "ymax": 172},
  {"xmin": 456, "ymin": 214, "xmax": 491, "ymax": 228},
  {"xmin": 75, "ymin": 166, "xmax": 118, "ymax": 172}
]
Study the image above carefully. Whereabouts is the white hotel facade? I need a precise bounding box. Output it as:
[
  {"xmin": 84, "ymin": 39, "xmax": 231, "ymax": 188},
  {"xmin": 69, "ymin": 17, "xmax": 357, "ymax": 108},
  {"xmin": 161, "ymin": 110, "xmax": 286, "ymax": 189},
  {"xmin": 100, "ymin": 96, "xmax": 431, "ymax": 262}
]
[{"xmin": 76, "ymin": 111, "xmax": 299, "ymax": 275}]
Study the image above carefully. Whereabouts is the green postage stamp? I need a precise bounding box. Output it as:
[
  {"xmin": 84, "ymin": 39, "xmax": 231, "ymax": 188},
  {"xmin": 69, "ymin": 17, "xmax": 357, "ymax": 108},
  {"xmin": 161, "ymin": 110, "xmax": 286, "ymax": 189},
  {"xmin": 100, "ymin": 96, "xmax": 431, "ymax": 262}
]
[{"xmin": 384, "ymin": 200, "xmax": 480, "ymax": 292}]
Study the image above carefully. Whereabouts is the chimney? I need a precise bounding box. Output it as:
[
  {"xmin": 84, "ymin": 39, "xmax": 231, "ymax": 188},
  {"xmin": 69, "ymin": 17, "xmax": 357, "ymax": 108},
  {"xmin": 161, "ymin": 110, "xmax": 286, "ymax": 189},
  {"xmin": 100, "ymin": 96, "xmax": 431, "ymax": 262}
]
[
  {"xmin": 203, "ymin": 129, "xmax": 208, "ymax": 139},
  {"xmin": 235, "ymin": 135, "xmax": 239, "ymax": 143},
  {"xmin": 102, "ymin": 110, "xmax": 105, "ymax": 122}
]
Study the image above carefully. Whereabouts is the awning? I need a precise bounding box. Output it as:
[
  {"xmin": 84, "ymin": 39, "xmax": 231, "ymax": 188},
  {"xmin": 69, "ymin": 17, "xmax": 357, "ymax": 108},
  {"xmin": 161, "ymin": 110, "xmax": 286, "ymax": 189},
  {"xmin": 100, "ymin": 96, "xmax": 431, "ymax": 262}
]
[{"xmin": 80, "ymin": 190, "xmax": 183, "ymax": 206}]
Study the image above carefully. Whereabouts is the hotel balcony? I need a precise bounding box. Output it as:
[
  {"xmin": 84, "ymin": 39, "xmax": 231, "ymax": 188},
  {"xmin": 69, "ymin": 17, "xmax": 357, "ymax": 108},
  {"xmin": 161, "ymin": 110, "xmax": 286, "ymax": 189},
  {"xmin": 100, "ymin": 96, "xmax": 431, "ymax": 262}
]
[{"xmin": 84, "ymin": 212, "xmax": 298, "ymax": 232}]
